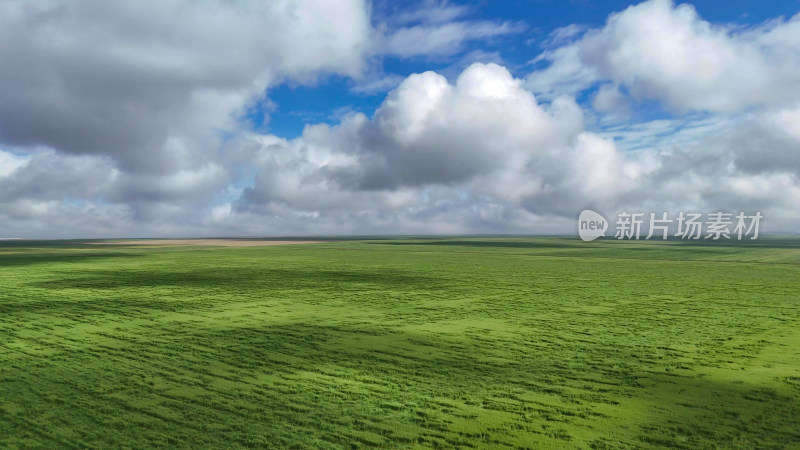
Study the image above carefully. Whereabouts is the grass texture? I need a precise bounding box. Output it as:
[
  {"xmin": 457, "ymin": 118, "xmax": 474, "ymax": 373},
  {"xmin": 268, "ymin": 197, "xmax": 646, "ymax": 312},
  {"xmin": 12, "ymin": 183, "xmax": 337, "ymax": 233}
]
[{"xmin": 1, "ymin": 237, "xmax": 799, "ymax": 448}]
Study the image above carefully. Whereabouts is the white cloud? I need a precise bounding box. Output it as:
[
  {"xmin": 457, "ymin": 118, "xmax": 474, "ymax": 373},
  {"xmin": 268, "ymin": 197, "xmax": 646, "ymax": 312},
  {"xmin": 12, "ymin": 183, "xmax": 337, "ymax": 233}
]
[
  {"xmin": 233, "ymin": 63, "xmax": 632, "ymax": 225},
  {"xmin": 0, "ymin": 0, "xmax": 370, "ymax": 167},
  {"xmin": 525, "ymin": 46, "xmax": 599, "ymax": 100},
  {"xmin": 350, "ymin": 73, "xmax": 406, "ymax": 95},
  {"xmin": 391, "ymin": 1, "xmax": 471, "ymax": 26},
  {"xmin": 542, "ymin": 24, "xmax": 586, "ymax": 47},
  {"xmin": 0, "ymin": 150, "xmax": 29, "ymax": 178},
  {"xmin": 382, "ymin": 21, "xmax": 524, "ymax": 58},
  {"xmin": 592, "ymin": 83, "xmax": 628, "ymax": 115},
  {"xmin": 0, "ymin": 0, "xmax": 371, "ymax": 235},
  {"xmin": 527, "ymin": 0, "xmax": 800, "ymax": 112},
  {"xmin": 226, "ymin": 61, "xmax": 800, "ymax": 235}
]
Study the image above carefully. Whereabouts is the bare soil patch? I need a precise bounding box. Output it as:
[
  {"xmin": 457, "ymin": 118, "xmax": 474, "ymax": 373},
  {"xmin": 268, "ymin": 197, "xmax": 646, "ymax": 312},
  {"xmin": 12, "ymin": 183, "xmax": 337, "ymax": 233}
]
[{"xmin": 93, "ymin": 239, "xmax": 323, "ymax": 247}]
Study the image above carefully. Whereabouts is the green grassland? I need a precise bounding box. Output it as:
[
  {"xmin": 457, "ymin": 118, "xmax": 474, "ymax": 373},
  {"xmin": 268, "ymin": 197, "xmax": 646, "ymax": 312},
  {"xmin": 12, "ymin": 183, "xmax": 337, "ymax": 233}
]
[{"xmin": 1, "ymin": 237, "xmax": 799, "ymax": 448}]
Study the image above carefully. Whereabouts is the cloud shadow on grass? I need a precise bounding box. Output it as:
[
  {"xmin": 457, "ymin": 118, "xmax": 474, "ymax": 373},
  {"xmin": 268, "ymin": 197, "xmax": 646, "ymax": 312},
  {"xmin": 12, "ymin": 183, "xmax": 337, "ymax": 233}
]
[
  {"xmin": 8, "ymin": 319, "xmax": 794, "ymax": 448},
  {"xmin": 187, "ymin": 322, "xmax": 800, "ymax": 447},
  {"xmin": 0, "ymin": 251, "xmax": 144, "ymax": 268},
  {"xmin": 28, "ymin": 267, "xmax": 443, "ymax": 291}
]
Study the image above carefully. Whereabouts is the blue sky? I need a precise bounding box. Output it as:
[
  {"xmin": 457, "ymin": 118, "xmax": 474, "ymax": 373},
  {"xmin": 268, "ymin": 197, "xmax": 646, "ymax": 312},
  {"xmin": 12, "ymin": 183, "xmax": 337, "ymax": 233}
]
[{"xmin": 262, "ymin": 0, "xmax": 800, "ymax": 139}]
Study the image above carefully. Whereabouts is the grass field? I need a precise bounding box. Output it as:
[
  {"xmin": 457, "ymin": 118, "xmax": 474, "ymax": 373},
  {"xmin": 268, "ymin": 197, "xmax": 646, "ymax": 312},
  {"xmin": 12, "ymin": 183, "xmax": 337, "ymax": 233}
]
[{"xmin": 1, "ymin": 237, "xmax": 799, "ymax": 448}]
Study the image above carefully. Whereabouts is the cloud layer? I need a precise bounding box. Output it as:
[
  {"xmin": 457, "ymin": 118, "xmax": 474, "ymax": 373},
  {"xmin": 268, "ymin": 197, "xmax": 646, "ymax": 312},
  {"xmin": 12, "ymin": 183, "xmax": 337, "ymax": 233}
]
[
  {"xmin": 0, "ymin": 0, "xmax": 798, "ymax": 237},
  {"xmin": 527, "ymin": 0, "xmax": 800, "ymax": 111}
]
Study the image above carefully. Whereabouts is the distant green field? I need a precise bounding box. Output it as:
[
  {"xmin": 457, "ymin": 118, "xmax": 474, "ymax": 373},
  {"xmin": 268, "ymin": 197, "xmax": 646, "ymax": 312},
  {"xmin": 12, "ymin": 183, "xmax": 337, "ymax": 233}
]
[{"xmin": 1, "ymin": 237, "xmax": 799, "ymax": 448}]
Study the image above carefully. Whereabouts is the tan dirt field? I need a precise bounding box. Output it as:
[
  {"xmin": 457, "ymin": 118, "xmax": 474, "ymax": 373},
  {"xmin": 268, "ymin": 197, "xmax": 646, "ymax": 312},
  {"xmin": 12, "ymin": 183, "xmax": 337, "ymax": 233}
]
[{"xmin": 92, "ymin": 239, "xmax": 323, "ymax": 247}]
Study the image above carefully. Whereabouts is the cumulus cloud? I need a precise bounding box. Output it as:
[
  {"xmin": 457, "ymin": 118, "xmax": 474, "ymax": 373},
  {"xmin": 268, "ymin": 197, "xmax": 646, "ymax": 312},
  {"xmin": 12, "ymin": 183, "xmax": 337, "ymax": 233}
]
[
  {"xmin": 0, "ymin": 151, "xmax": 113, "ymax": 205},
  {"xmin": 0, "ymin": 0, "xmax": 369, "ymax": 168},
  {"xmin": 0, "ymin": 0, "xmax": 371, "ymax": 236},
  {"xmin": 228, "ymin": 63, "xmax": 648, "ymax": 229},
  {"xmin": 595, "ymin": 103, "xmax": 800, "ymax": 230},
  {"xmin": 527, "ymin": 0, "xmax": 800, "ymax": 112},
  {"xmin": 239, "ymin": 64, "xmax": 582, "ymax": 194},
  {"xmin": 226, "ymin": 58, "xmax": 800, "ymax": 234}
]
